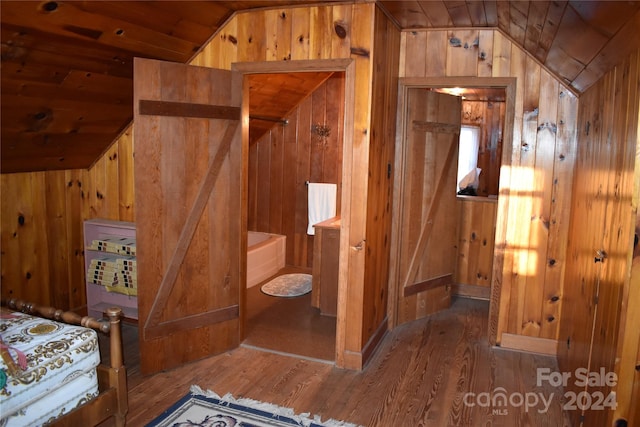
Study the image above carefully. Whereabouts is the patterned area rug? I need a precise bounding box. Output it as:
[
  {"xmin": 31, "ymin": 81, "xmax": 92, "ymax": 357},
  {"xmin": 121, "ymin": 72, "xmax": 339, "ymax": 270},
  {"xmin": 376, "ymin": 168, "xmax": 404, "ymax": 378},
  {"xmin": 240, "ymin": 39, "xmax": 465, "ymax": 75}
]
[
  {"xmin": 261, "ymin": 273, "xmax": 312, "ymax": 297},
  {"xmin": 146, "ymin": 386, "xmax": 359, "ymax": 427}
]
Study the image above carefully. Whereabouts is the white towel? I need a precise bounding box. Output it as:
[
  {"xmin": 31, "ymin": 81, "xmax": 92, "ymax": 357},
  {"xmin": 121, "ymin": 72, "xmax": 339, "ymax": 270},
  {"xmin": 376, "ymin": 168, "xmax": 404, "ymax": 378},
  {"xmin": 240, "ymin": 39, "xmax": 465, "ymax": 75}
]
[{"xmin": 307, "ymin": 183, "xmax": 337, "ymax": 235}]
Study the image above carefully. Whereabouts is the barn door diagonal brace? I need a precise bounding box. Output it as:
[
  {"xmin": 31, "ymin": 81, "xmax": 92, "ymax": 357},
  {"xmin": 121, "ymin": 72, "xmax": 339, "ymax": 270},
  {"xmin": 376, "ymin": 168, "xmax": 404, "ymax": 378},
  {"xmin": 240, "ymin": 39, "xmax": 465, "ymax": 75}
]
[
  {"xmin": 401, "ymin": 133, "xmax": 458, "ymax": 291},
  {"xmin": 144, "ymin": 119, "xmax": 240, "ymax": 340}
]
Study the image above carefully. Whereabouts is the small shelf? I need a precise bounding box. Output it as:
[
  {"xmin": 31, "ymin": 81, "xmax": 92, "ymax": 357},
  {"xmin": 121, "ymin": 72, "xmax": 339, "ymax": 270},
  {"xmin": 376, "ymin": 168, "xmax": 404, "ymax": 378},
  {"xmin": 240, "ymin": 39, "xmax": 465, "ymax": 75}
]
[{"xmin": 84, "ymin": 219, "xmax": 138, "ymax": 321}]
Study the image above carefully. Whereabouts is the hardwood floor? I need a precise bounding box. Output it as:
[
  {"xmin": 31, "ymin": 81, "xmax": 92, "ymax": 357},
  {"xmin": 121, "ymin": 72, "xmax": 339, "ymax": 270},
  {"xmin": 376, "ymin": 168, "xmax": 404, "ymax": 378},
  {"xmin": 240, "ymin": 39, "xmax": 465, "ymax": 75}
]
[
  {"xmin": 103, "ymin": 297, "xmax": 570, "ymax": 427},
  {"xmin": 243, "ymin": 266, "xmax": 337, "ymax": 362}
]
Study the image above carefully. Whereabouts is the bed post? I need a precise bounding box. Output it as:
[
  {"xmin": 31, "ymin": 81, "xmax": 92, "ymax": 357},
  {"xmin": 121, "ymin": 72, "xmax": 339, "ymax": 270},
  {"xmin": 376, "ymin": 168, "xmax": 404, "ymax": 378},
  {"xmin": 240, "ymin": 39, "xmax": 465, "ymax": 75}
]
[{"xmin": 105, "ymin": 307, "xmax": 128, "ymax": 427}]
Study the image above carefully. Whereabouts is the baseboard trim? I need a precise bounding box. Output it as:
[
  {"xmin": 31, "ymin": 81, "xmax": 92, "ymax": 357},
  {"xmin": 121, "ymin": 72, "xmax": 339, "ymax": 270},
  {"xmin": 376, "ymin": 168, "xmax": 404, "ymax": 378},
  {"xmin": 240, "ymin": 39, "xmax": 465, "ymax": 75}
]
[
  {"xmin": 451, "ymin": 283, "xmax": 490, "ymax": 300},
  {"xmin": 362, "ymin": 316, "xmax": 388, "ymax": 367},
  {"xmin": 341, "ymin": 316, "xmax": 388, "ymax": 370},
  {"xmin": 499, "ymin": 333, "xmax": 558, "ymax": 356}
]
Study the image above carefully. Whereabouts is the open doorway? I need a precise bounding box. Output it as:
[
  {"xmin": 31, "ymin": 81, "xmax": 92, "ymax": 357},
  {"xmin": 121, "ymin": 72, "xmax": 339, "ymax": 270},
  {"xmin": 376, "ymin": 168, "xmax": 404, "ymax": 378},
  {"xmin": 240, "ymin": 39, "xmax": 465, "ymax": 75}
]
[
  {"xmin": 389, "ymin": 78, "xmax": 515, "ymax": 344},
  {"xmin": 241, "ymin": 70, "xmax": 346, "ymax": 363}
]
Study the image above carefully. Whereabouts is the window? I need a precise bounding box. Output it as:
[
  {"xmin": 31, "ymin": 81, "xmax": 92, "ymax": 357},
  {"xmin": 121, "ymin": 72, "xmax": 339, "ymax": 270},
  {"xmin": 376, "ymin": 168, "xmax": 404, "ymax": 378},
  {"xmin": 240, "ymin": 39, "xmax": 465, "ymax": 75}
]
[{"xmin": 457, "ymin": 125, "xmax": 481, "ymax": 192}]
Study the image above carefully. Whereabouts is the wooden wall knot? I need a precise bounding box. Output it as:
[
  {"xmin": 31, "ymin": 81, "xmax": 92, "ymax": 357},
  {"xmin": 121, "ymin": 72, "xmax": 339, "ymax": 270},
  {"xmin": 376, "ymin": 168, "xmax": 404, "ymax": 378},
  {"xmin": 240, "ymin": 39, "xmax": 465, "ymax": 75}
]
[
  {"xmin": 449, "ymin": 36, "xmax": 478, "ymax": 49},
  {"xmin": 334, "ymin": 21, "xmax": 348, "ymax": 39},
  {"xmin": 28, "ymin": 108, "xmax": 53, "ymax": 132},
  {"xmin": 352, "ymin": 240, "xmax": 365, "ymax": 251},
  {"xmin": 524, "ymin": 108, "xmax": 539, "ymax": 121},
  {"xmin": 537, "ymin": 122, "xmax": 557, "ymax": 134},
  {"xmin": 541, "ymin": 217, "xmax": 550, "ymax": 230}
]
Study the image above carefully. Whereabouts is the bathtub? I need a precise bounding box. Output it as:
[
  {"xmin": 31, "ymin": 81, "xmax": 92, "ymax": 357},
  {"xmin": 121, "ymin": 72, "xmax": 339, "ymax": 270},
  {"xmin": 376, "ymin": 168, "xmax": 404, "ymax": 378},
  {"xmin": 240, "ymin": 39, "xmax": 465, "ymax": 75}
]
[{"xmin": 247, "ymin": 231, "xmax": 286, "ymax": 288}]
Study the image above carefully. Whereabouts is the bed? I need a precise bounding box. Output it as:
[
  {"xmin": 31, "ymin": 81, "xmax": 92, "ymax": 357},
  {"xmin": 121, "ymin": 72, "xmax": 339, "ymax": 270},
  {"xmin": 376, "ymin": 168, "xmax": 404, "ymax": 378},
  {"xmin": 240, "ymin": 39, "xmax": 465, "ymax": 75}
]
[{"xmin": 0, "ymin": 298, "xmax": 128, "ymax": 426}]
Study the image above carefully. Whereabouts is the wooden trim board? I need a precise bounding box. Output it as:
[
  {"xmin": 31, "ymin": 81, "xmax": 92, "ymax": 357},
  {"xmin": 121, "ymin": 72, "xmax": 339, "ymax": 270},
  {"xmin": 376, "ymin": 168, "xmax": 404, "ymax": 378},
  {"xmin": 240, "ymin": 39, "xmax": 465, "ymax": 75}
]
[
  {"xmin": 451, "ymin": 283, "xmax": 490, "ymax": 300},
  {"xmin": 499, "ymin": 333, "xmax": 558, "ymax": 356}
]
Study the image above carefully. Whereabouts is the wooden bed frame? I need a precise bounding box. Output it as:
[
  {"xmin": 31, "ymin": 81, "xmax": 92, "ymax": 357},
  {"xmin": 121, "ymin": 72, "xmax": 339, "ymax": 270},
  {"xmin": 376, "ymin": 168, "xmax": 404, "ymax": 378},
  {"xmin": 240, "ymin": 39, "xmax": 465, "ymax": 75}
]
[{"xmin": 4, "ymin": 298, "xmax": 128, "ymax": 427}]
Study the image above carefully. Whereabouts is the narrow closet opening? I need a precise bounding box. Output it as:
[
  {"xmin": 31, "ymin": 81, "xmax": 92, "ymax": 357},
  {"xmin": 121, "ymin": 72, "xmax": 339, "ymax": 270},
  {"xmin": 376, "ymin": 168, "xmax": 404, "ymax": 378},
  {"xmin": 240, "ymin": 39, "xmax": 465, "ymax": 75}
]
[
  {"xmin": 390, "ymin": 80, "xmax": 512, "ymax": 331},
  {"xmin": 436, "ymin": 86, "xmax": 506, "ymax": 301}
]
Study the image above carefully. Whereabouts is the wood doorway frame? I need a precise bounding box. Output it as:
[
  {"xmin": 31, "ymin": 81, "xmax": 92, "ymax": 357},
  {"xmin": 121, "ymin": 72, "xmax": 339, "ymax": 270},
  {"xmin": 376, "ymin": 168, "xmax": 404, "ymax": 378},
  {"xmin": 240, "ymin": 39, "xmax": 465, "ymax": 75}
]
[
  {"xmin": 389, "ymin": 76, "xmax": 516, "ymax": 345},
  {"xmin": 232, "ymin": 59, "xmax": 355, "ymax": 365}
]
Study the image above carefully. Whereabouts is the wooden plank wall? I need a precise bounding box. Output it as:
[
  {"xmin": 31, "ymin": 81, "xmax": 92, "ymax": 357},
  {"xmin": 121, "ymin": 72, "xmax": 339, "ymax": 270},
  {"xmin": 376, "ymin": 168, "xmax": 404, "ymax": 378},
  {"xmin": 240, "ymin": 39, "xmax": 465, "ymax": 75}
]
[
  {"xmin": 558, "ymin": 48, "xmax": 640, "ymax": 427},
  {"xmin": 362, "ymin": 9, "xmax": 400, "ymax": 352},
  {"xmin": 455, "ymin": 197, "xmax": 497, "ymax": 294},
  {"xmin": 248, "ymin": 73, "xmax": 344, "ymax": 268},
  {"xmin": 461, "ymin": 100, "xmax": 504, "ymax": 196},
  {"xmin": 399, "ymin": 29, "xmax": 578, "ymax": 348},
  {"xmin": 0, "ymin": 127, "xmax": 135, "ymax": 311}
]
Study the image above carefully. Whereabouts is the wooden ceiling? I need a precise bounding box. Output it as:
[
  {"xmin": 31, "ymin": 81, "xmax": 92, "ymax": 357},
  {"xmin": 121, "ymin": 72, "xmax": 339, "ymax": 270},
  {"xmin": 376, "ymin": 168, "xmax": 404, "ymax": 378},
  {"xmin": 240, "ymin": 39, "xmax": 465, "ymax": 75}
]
[
  {"xmin": 248, "ymin": 71, "xmax": 334, "ymax": 144},
  {"xmin": 2, "ymin": 1, "xmax": 640, "ymax": 173}
]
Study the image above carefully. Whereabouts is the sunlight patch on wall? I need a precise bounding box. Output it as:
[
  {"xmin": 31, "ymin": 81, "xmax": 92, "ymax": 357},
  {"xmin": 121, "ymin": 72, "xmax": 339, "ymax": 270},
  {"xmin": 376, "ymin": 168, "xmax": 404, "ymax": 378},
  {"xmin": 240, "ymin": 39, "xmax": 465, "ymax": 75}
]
[{"xmin": 503, "ymin": 165, "xmax": 538, "ymax": 277}]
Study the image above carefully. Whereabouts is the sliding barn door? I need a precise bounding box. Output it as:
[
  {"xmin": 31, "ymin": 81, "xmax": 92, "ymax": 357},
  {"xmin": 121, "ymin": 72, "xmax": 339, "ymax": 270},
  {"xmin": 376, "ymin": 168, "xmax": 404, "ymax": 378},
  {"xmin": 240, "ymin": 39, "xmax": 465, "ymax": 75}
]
[
  {"xmin": 391, "ymin": 89, "xmax": 461, "ymax": 325},
  {"xmin": 133, "ymin": 58, "xmax": 244, "ymax": 375}
]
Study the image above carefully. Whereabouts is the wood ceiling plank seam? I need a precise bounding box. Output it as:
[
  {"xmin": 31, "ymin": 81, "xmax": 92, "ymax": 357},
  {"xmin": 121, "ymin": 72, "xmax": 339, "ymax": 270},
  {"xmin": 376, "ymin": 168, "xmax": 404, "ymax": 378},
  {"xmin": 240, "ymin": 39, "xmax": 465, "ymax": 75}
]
[
  {"xmin": 491, "ymin": 26, "xmax": 580, "ymax": 99},
  {"xmin": 75, "ymin": 2, "xmax": 188, "ymax": 36},
  {"xmin": 18, "ymin": 49, "xmax": 131, "ymax": 81},
  {"xmin": 152, "ymin": 1, "xmax": 236, "ymax": 30},
  {"xmin": 571, "ymin": 9, "xmax": 640, "ymax": 93},
  {"xmin": 0, "ymin": 62, "xmax": 69, "ymax": 85},
  {"xmin": 543, "ymin": 46, "xmax": 585, "ymax": 87},
  {"xmin": 1, "ymin": 1, "xmax": 197, "ymax": 62},
  {"xmin": 1, "ymin": 24, "xmax": 139, "ymax": 79},
  {"xmin": 507, "ymin": 1, "xmax": 528, "ymax": 46},
  {"xmin": 3, "ymin": 81, "xmax": 132, "ymax": 106},
  {"xmin": 553, "ymin": 3, "xmax": 609, "ymax": 66},
  {"xmin": 570, "ymin": 0, "xmax": 640, "ymax": 38},
  {"xmin": 535, "ymin": 0, "xmax": 568, "ymax": 64},
  {"xmin": 443, "ymin": 1, "xmax": 473, "ymax": 27},
  {"xmin": 522, "ymin": 1, "xmax": 549, "ymax": 58},
  {"xmin": 466, "ymin": 0, "xmax": 488, "ymax": 27},
  {"xmin": 415, "ymin": 1, "xmax": 452, "ymax": 28},
  {"xmin": 61, "ymin": 70, "xmax": 133, "ymax": 93},
  {"xmin": 495, "ymin": 0, "xmax": 511, "ymax": 34},
  {"xmin": 76, "ymin": 1, "xmax": 225, "ymax": 43},
  {"xmin": 483, "ymin": 1, "xmax": 499, "ymax": 27}
]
